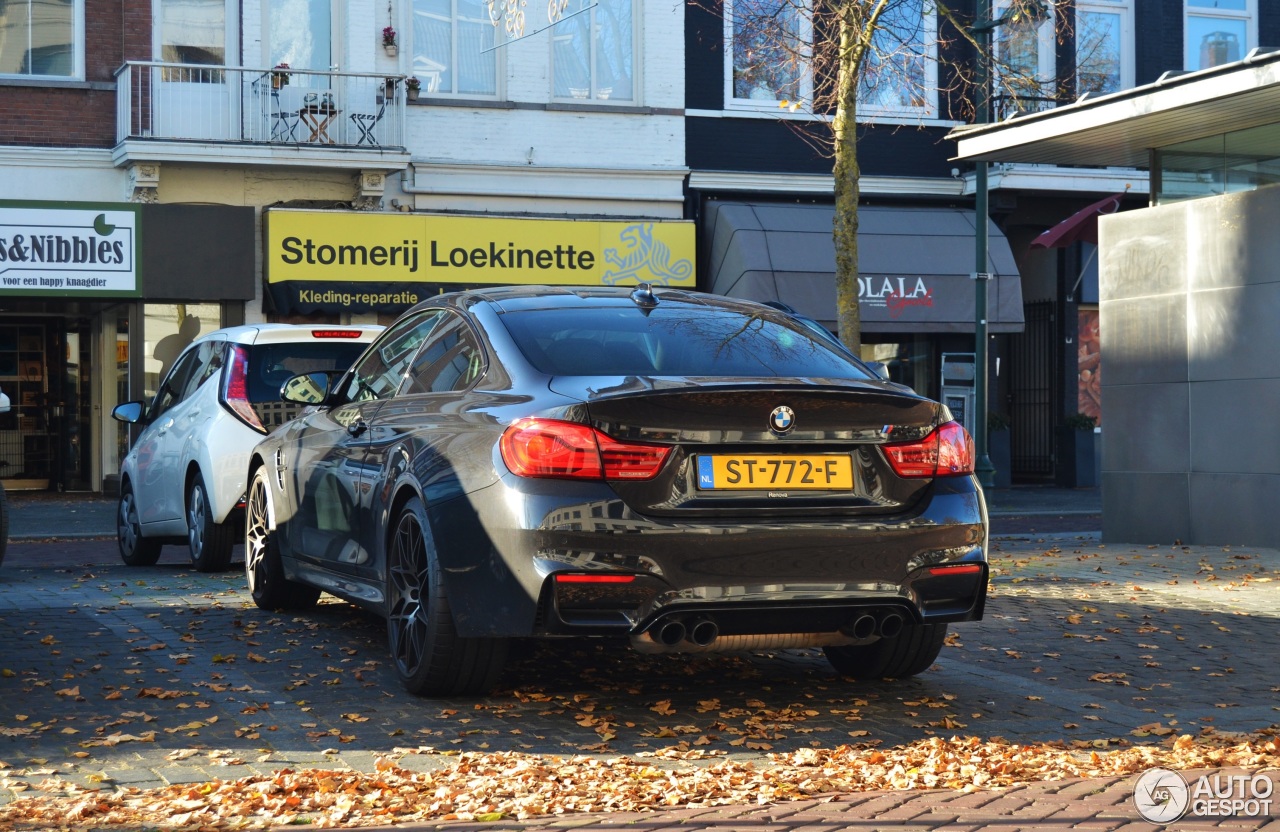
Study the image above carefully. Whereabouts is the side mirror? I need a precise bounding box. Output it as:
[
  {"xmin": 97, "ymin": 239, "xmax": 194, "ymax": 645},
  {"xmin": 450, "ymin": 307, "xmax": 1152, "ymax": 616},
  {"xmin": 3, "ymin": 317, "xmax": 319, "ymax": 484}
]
[
  {"xmin": 112, "ymin": 401, "xmax": 146, "ymax": 424},
  {"xmin": 865, "ymin": 361, "xmax": 891, "ymax": 381},
  {"xmin": 281, "ymin": 372, "xmax": 331, "ymax": 404}
]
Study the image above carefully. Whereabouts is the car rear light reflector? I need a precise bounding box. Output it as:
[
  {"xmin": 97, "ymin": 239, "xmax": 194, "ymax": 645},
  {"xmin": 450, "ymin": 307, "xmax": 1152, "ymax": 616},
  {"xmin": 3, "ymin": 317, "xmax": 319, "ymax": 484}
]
[
  {"xmin": 883, "ymin": 421, "xmax": 974, "ymax": 478},
  {"xmin": 222, "ymin": 344, "xmax": 268, "ymax": 434},
  {"xmin": 926, "ymin": 564, "xmax": 983, "ymax": 577},
  {"xmin": 500, "ymin": 418, "xmax": 671, "ymax": 481},
  {"xmin": 311, "ymin": 329, "xmax": 364, "ymax": 339},
  {"xmin": 554, "ymin": 574, "xmax": 637, "ymax": 584}
]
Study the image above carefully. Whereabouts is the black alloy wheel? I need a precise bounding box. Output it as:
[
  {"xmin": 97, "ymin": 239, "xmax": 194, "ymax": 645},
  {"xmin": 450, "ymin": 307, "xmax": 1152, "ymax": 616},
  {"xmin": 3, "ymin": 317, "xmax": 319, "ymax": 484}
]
[
  {"xmin": 187, "ymin": 473, "xmax": 235, "ymax": 572},
  {"xmin": 117, "ymin": 480, "xmax": 162, "ymax": 566},
  {"xmin": 823, "ymin": 623, "xmax": 948, "ymax": 680},
  {"xmin": 245, "ymin": 466, "xmax": 320, "ymax": 611},
  {"xmin": 386, "ymin": 496, "xmax": 507, "ymax": 697}
]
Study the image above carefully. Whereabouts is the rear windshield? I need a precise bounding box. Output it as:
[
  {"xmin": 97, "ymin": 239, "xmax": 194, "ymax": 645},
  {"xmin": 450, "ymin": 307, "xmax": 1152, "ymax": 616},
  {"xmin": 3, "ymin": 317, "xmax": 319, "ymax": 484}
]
[
  {"xmin": 248, "ymin": 342, "xmax": 369, "ymax": 402},
  {"xmin": 498, "ymin": 307, "xmax": 875, "ymax": 379}
]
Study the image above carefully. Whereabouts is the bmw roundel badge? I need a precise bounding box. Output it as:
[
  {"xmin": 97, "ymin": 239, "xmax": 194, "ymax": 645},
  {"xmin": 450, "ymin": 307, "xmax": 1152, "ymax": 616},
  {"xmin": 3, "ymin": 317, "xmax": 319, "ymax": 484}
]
[{"xmin": 769, "ymin": 405, "xmax": 795, "ymax": 434}]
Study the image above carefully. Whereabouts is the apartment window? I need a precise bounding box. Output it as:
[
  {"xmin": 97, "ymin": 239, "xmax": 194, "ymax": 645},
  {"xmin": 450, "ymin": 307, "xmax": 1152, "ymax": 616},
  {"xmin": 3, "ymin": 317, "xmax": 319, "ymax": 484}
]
[
  {"xmin": 413, "ymin": 0, "xmax": 498, "ymax": 96},
  {"xmin": 552, "ymin": 0, "xmax": 634, "ymax": 101},
  {"xmin": 858, "ymin": 0, "xmax": 937, "ymax": 118},
  {"xmin": 725, "ymin": 0, "xmax": 811, "ymax": 108},
  {"xmin": 1185, "ymin": 0, "xmax": 1254, "ymax": 71},
  {"xmin": 1075, "ymin": 0, "xmax": 1133, "ymax": 96},
  {"xmin": 992, "ymin": 0, "xmax": 1054, "ymax": 119},
  {"xmin": 0, "ymin": 0, "xmax": 82, "ymax": 78}
]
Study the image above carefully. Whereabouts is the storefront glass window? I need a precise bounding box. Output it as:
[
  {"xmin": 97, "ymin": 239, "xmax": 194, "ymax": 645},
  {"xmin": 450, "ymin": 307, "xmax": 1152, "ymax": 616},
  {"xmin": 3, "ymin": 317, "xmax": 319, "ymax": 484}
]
[
  {"xmin": 861, "ymin": 337, "xmax": 935, "ymax": 398},
  {"xmin": 1155, "ymin": 122, "xmax": 1280, "ymax": 204},
  {"xmin": 143, "ymin": 304, "xmax": 221, "ymax": 401}
]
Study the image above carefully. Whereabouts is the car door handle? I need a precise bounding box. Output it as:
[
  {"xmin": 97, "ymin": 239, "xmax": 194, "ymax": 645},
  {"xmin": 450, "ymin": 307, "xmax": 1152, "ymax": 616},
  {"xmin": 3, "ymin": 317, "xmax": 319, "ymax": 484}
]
[{"xmin": 347, "ymin": 419, "xmax": 368, "ymax": 438}]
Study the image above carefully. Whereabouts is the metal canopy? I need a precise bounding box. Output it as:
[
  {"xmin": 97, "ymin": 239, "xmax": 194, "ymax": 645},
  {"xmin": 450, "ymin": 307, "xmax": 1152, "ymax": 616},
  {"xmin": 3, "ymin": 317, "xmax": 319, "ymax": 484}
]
[{"xmin": 948, "ymin": 50, "xmax": 1280, "ymax": 167}]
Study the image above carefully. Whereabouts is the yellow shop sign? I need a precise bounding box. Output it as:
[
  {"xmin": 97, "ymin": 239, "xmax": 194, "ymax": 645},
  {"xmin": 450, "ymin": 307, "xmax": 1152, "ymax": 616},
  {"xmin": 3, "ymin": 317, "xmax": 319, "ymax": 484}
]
[{"xmin": 266, "ymin": 210, "xmax": 695, "ymax": 288}]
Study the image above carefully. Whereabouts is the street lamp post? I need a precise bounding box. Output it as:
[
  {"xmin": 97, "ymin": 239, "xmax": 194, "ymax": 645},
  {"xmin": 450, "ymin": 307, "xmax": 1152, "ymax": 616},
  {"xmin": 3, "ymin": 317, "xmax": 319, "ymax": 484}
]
[{"xmin": 971, "ymin": 0, "xmax": 998, "ymax": 489}]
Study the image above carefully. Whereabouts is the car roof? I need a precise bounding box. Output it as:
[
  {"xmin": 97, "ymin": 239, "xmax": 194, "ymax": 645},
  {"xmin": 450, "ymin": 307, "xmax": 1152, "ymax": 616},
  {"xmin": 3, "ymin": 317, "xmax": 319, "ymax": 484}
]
[
  {"xmin": 194, "ymin": 323, "xmax": 384, "ymax": 346},
  {"xmin": 456, "ymin": 285, "xmax": 758, "ymax": 315}
]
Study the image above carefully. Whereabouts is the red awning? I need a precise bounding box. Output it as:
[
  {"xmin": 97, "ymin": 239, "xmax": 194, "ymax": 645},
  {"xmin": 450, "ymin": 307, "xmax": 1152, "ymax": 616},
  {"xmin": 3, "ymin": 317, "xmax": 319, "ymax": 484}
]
[{"xmin": 1031, "ymin": 192, "xmax": 1128, "ymax": 249}]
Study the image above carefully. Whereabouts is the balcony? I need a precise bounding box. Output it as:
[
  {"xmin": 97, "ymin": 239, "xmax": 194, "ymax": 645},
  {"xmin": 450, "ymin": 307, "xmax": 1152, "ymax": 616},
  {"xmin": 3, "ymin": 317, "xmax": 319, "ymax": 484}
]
[{"xmin": 113, "ymin": 62, "xmax": 411, "ymax": 170}]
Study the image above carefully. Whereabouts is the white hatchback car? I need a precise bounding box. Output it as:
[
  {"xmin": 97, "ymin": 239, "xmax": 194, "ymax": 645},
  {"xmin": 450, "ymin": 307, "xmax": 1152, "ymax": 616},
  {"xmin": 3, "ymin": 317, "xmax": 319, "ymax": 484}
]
[{"xmin": 112, "ymin": 324, "xmax": 382, "ymax": 571}]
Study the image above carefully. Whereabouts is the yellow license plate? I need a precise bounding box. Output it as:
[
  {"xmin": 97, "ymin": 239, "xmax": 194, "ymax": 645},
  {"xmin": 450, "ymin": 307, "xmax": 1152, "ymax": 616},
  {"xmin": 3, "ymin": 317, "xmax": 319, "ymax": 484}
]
[{"xmin": 696, "ymin": 455, "xmax": 853, "ymax": 490}]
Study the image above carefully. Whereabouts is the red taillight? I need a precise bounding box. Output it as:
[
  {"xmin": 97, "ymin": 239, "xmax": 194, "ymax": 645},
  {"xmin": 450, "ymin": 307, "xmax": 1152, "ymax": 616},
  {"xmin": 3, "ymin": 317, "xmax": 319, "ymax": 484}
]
[
  {"xmin": 883, "ymin": 421, "xmax": 974, "ymax": 478},
  {"xmin": 500, "ymin": 418, "xmax": 671, "ymax": 481},
  {"xmin": 311, "ymin": 329, "xmax": 364, "ymax": 339},
  {"xmin": 926, "ymin": 564, "xmax": 983, "ymax": 577},
  {"xmin": 221, "ymin": 344, "xmax": 267, "ymax": 434},
  {"xmin": 554, "ymin": 574, "xmax": 637, "ymax": 584}
]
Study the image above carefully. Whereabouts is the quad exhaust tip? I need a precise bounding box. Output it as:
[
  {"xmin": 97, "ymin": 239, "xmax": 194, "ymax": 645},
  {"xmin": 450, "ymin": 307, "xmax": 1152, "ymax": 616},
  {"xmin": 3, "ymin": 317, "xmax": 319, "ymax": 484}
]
[
  {"xmin": 689, "ymin": 617, "xmax": 719, "ymax": 647},
  {"xmin": 636, "ymin": 609, "xmax": 907, "ymax": 654},
  {"xmin": 656, "ymin": 619, "xmax": 687, "ymax": 646}
]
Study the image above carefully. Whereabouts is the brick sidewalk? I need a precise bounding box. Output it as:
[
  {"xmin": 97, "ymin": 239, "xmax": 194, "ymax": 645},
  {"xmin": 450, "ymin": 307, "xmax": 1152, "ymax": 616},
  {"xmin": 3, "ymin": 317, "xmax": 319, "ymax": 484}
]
[{"xmin": 344, "ymin": 768, "xmax": 1277, "ymax": 832}]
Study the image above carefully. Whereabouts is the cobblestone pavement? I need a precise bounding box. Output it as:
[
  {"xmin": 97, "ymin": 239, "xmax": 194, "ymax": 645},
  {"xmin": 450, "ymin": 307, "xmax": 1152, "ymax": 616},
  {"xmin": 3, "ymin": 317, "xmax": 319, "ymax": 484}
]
[{"xmin": 1, "ymin": 535, "xmax": 1277, "ymax": 829}]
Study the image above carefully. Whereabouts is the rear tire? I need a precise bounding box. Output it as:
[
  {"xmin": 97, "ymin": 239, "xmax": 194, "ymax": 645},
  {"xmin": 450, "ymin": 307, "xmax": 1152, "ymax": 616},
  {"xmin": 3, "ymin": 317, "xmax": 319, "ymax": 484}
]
[
  {"xmin": 188, "ymin": 473, "xmax": 234, "ymax": 572},
  {"xmin": 386, "ymin": 496, "xmax": 507, "ymax": 697},
  {"xmin": 824, "ymin": 623, "xmax": 947, "ymax": 680},
  {"xmin": 245, "ymin": 467, "xmax": 319, "ymax": 611},
  {"xmin": 117, "ymin": 481, "xmax": 162, "ymax": 566}
]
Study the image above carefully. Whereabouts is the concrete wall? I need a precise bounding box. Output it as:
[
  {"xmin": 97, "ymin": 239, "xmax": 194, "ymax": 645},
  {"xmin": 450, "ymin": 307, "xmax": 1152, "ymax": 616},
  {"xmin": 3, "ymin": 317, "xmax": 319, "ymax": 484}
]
[{"xmin": 1099, "ymin": 184, "xmax": 1280, "ymax": 546}]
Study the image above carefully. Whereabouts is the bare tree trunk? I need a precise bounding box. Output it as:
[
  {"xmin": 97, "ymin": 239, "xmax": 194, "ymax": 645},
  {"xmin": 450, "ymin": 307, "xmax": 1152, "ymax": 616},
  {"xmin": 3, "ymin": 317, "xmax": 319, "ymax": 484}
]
[{"xmin": 832, "ymin": 2, "xmax": 862, "ymax": 356}]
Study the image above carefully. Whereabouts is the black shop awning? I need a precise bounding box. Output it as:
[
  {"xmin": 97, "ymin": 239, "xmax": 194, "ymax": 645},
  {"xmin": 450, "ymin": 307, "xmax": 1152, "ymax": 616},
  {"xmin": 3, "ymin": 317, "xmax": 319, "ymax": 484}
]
[{"xmin": 704, "ymin": 202, "xmax": 1024, "ymax": 334}]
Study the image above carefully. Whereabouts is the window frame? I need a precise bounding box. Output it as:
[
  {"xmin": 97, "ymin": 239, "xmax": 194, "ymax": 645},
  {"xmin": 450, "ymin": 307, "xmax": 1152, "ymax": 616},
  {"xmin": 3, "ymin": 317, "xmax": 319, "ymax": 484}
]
[
  {"xmin": 855, "ymin": 0, "xmax": 939, "ymax": 120},
  {"xmin": 1184, "ymin": 0, "xmax": 1255, "ymax": 72},
  {"xmin": 549, "ymin": 0, "xmax": 640, "ymax": 103},
  {"xmin": 401, "ymin": 312, "xmax": 487, "ymax": 395},
  {"xmin": 722, "ymin": 0, "xmax": 814, "ymax": 112},
  {"xmin": 1074, "ymin": 0, "xmax": 1134, "ymax": 97},
  {"xmin": 342, "ymin": 309, "xmax": 448, "ymax": 403},
  {"xmin": 411, "ymin": 0, "xmax": 504, "ymax": 99},
  {"xmin": 991, "ymin": 0, "xmax": 1055, "ymax": 118},
  {"xmin": 0, "ymin": 0, "xmax": 86, "ymax": 81}
]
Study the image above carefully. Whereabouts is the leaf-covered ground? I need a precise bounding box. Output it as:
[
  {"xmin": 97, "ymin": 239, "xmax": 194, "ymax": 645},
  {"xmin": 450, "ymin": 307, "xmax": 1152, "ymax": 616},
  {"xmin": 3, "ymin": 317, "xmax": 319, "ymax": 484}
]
[{"xmin": 0, "ymin": 730, "xmax": 1276, "ymax": 829}]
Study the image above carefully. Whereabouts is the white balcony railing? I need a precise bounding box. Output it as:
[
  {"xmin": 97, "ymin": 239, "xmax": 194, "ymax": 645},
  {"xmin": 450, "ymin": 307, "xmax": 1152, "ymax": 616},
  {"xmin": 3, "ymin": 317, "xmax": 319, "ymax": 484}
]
[{"xmin": 115, "ymin": 62, "xmax": 407, "ymax": 150}]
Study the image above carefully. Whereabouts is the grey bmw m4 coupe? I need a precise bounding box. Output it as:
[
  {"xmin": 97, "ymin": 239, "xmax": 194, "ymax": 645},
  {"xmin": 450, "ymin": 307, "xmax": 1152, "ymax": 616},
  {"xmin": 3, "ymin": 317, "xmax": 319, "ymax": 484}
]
[{"xmin": 245, "ymin": 285, "xmax": 988, "ymax": 696}]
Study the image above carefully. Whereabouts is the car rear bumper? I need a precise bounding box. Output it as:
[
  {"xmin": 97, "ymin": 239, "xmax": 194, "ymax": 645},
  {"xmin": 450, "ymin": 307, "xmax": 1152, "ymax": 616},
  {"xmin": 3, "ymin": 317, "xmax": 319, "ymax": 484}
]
[{"xmin": 432, "ymin": 475, "xmax": 988, "ymax": 640}]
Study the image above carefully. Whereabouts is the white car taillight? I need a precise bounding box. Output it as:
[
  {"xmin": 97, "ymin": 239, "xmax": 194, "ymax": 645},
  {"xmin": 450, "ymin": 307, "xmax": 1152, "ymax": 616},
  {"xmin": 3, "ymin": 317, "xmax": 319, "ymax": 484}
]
[{"xmin": 221, "ymin": 344, "xmax": 267, "ymax": 434}]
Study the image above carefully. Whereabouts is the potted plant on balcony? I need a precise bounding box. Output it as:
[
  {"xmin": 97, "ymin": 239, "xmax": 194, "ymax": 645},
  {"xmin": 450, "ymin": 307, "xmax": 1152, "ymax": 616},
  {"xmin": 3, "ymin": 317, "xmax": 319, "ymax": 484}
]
[
  {"xmin": 271, "ymin": 62, "xmax": 291, "ymax": 89},
  {"xmin": 383, "ymin": 26, "xmax": 398, "ymax": 56},
  {"xmin": 1057, "ymin": 412, "xmax": 1098, "ymax": 488},
  {"xmin": 405, "ymin": 75, "xmax": 421, "ymax": 101}
]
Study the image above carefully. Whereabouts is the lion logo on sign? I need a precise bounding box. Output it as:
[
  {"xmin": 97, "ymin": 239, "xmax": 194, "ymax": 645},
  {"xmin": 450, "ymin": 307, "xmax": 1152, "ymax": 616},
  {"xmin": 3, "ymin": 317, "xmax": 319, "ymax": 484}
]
[{"xmin": 601, "ymin": 224, "xmax": 693, "ymax": 286}]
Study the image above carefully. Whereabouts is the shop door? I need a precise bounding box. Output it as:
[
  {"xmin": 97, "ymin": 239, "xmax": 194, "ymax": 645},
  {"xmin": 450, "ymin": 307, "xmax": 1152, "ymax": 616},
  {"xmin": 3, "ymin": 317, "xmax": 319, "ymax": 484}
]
[
  {"xmin": 153, "ymin": 0, "xmax": 238, "ymax": 140},
  {"xmin": 57, "ymin": 319, "xmax": 93, "ymax": 492},
  {"xmin": 0, "ymin": 322, "xmax": 52, "ymax": 490},
  {"xmin": 1008, "ymin": 301, "xmax": 1058, "ymax": 481}
]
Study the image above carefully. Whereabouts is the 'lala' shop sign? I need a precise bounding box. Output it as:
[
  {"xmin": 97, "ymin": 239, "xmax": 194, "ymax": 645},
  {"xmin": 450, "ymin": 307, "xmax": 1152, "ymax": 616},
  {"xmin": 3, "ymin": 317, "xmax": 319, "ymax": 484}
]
[{"xmin": 859, "ymin": 275, "xmax": 934, "ymax": 319}]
